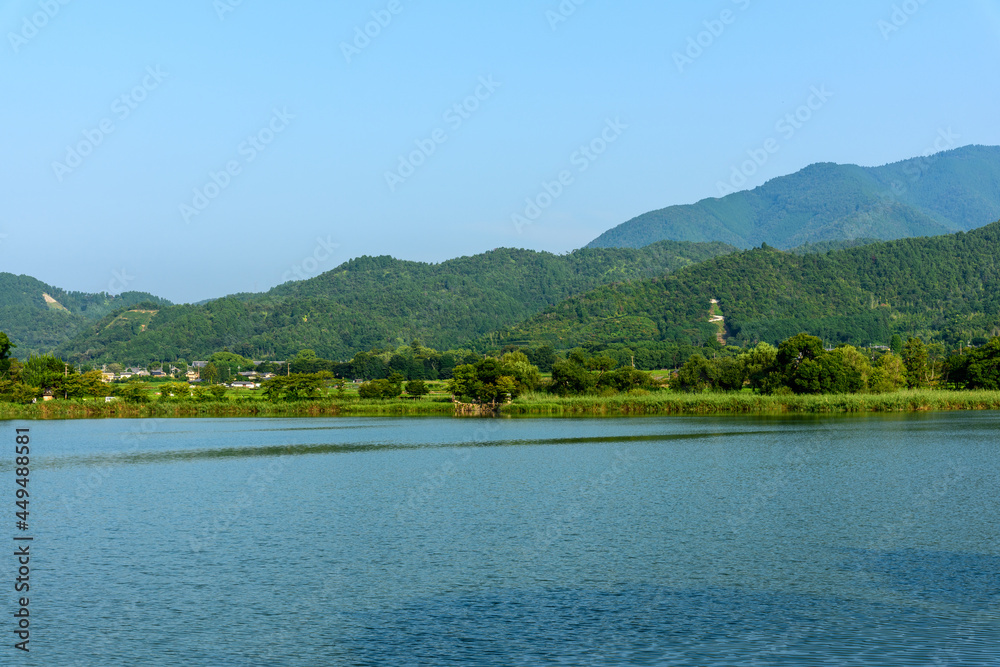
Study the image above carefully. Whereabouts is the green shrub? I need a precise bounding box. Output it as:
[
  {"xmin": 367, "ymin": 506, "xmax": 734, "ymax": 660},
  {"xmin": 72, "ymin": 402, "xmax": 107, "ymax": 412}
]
[{"xmin": 359, "ymin": 379, "xmax": 403, "ymax": 400}]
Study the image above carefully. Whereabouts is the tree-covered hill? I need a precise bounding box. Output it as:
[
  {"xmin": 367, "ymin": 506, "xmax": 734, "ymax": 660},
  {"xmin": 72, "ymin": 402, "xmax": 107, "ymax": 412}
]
[
  {"xmin": 497, "ymin": 220, "xmax": 1000, "ymax": 350},
  {"xmin": 0, "ymin": 273, "xmax": 170, "ymax": 358},
  {"xmin": 55, "ymin": 241, "xmax": 735, "ymax": 364},
  {"xmin": 587, "ymin": 145, "xmax": 1000, "ymax": 250}
]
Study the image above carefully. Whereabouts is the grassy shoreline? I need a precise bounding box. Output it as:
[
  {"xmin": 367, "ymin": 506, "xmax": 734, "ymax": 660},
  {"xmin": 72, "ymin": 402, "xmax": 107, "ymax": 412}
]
[
  {"xmin": 2, "ymin": 389, "xmax": 1000, "ymax": 420},
  {"xmin": 504, "ymin": 389, "xmax": 1000, "ymax": 415}
]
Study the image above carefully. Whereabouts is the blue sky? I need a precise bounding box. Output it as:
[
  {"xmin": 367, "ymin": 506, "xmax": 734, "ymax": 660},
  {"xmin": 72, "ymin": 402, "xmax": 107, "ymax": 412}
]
[{"xmin": 2, "ymin": 0, "xmax": 999, "ymax": 303}]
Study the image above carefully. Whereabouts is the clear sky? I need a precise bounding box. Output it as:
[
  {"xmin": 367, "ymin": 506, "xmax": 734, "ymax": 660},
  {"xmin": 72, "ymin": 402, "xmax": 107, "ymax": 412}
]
[{"xmin": 2, "ymin": 0, "xmax": 999, "ymax": 303}]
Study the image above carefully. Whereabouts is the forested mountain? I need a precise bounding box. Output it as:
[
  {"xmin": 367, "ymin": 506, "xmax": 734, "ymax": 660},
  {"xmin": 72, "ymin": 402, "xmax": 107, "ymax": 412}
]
[
  {"xmin": 0, "ymin": 273, "xmax": 170, "ymax": 358},
  {"xmin": 587, "ymin": 145, "xmax": 1000, "ymax": 250},
  {"xmin": 497, "ymin": 220, "xmax": 1000, "ymax": 351},
  {"xmin": 786, "ymin": 238, "xmax": 881, "ymax": 255},
  {"xmin": 16, "ymin": 158, "xmax": 1000, "ymax": 368},
  {"xmin": 54, "ymin": 241, "xmax": 735, "ymax": 364}
]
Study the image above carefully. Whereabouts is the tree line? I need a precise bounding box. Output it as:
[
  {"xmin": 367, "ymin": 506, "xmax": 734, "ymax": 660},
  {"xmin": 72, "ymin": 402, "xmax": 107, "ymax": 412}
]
[
  {"xmin": 5, "ymin": 328, "xmax": 1000, "ymax": 405},
  {"xmin": 673, "ymin": 333, "xmax": 1000, "ymax": 394}
]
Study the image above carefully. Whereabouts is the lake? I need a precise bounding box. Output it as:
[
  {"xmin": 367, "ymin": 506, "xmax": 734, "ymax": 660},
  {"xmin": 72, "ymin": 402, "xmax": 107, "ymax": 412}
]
[{"xmin": 7, "ymin": 412, "xmax": 999, "ymax": 665}]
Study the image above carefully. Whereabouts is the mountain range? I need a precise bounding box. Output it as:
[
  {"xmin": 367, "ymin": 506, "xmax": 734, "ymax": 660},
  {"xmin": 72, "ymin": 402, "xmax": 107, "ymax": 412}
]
[
  {"xmin": 501, "ymin": 219, "xmax": 1000, "ymax": 351},
  {"xmin": 587, "ymin": 145, "xmax": 1000, "ymax": 250},
  {"xmin": 0, "ymin": 273, "xmax": 170, "ymax": 358},
  {"xmin": 3, "ymin": 145, "xmax": 1000, "ymax": 364},
  {"xmin": 22, "ymin": 241, "xmax": 733, "ymax": 363}
]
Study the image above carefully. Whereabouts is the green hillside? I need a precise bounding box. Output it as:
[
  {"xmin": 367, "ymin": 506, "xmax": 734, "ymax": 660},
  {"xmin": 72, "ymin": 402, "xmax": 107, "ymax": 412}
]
[
  {"xmin": 497, "ymin": 220, "xmax": 1000, "ymax": 351},
  {"xmin": 786, "ymin": 238, "xmax": 882, "ymax": 255},
  {"xmin": 0, "ymin": 273, "xmax": 170, "ymax": 358},
  {"xmin": 587, "ymin": 145, "xmax": 1000, "ymax": 250},
  {"xmin": 55, "ymin": 241, "xmax": 735, "ymax": 364}
]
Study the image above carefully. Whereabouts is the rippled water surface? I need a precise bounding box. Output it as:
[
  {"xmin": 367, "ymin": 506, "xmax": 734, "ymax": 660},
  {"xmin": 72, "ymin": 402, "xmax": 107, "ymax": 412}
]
[{"xmin": 8, "ymin": 412, "xmax": 1000, "ymax": 665}]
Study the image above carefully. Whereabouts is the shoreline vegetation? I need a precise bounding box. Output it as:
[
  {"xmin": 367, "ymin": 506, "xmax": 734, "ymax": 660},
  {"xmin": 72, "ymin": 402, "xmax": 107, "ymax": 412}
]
[
  {"xmin": 4, "ymin": 330, "xmax": 1000, "ymax": 421},
  {"xmin": 3, "ymin": 389, "xmax": 1000, "ymax": 421}
]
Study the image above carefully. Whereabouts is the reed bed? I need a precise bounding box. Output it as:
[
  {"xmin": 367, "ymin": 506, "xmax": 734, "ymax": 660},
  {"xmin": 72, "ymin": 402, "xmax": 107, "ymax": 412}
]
[
  {"xmin": 2, "ymin": 390, "xmax": 999, "ymax": 420},
  {"xmin": 503, "ymin": 389, "xmax": 1000, "ymax": 416}
]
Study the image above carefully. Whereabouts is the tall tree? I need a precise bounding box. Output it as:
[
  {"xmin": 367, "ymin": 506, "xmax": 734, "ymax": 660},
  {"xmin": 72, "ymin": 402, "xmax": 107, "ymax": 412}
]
[
  {"xmin": 200, "ymin": 363, "xmax": 220, "ymax": 384},
  {"xmin": 890, "ymin": 334, "xmax": 904, "ymax": 356},
  {"xmin": 902, "ymin": 337, "xmax": 929, "ymax": 388},
  {"xmin": 0, "ymin": 332, "xmax": 14, "ymax": 379}
]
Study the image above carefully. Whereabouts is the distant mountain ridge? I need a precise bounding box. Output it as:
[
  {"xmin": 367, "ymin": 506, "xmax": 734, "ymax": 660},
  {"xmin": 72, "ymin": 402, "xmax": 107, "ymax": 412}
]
[
  {"xmin": 587, "ymin": 145, "xmax": 1000, "ymax": 250},
  {"xmin": 49, "ymin": 240, "xmax": 736, "ymax": 364},
  {"xmin": 7, "ymin": 145, "xmax": 1000, "ymax": 363},
  {"xmin": 500, "ymin": 219, "xmax": 1000, "ymax": 351},
  {"xmin": 0, "ymin": 273, "xmax": 170, "ymax": 358}
]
